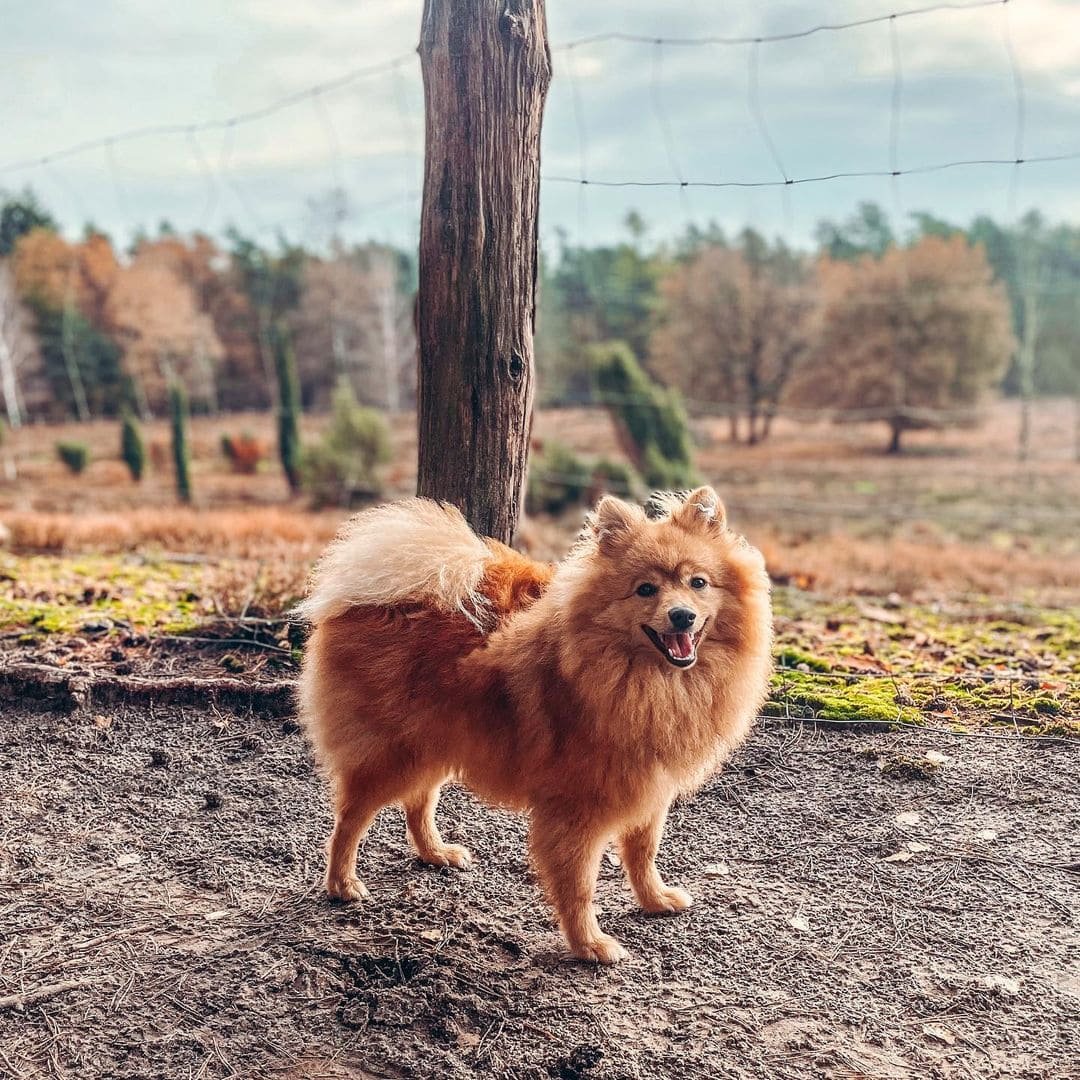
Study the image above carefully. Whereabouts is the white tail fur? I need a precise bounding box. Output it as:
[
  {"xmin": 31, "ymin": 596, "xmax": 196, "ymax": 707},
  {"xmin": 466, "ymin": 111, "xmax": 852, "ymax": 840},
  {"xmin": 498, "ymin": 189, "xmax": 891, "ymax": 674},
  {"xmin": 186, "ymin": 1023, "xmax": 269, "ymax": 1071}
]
[{"xmin": 293, "ymin": 498, "xmax": 494, "ymax": 628}]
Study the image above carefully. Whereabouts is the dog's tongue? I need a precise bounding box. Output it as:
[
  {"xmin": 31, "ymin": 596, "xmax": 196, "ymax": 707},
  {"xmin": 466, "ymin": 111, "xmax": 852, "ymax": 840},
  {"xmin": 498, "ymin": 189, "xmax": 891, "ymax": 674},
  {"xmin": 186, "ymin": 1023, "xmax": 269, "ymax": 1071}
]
[{"xmin": 663, "ymin": 632, "xmax": 694, "ymax": 659}]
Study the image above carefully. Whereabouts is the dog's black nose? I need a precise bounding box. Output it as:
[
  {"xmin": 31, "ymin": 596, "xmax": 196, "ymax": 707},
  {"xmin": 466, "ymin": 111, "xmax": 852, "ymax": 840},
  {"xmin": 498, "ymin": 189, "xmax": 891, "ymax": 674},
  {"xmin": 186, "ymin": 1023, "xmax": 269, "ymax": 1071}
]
[{"xmin": 668, "ymin": 607, "xmax": 697, "ymax": 631}]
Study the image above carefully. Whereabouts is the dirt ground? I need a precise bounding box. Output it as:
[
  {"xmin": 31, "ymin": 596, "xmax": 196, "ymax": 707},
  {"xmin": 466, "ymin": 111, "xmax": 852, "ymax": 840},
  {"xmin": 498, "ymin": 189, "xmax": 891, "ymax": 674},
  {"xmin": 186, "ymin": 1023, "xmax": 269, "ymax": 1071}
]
[{"xmin": 2, "ymin": 697, "xmax": 1077, "ymax": 1080}]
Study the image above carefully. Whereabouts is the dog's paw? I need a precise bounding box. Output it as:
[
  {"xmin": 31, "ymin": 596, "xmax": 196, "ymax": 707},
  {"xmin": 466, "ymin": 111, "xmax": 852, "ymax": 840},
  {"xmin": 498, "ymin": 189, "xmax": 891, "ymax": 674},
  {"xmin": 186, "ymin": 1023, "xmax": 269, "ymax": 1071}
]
[
  {"xmin": 638, "ymin": 885, "xmax": 694, "ymax": 914},
  {"xmin": 572, "ymin": 933, "xmax": 628, "ymax": 965},
  {"xmin": 325, "ymin": 874, "xmax": 370, "ymax": 902},
  {"xmin": 418, "ymin": 843, "xmax": 473, "ymax": 870}
]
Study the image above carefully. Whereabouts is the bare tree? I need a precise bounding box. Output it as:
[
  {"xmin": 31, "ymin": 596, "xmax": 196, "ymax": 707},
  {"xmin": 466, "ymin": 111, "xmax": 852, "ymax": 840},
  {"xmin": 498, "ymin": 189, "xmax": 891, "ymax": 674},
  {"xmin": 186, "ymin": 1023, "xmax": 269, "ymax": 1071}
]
[
  {"xmin": 651, "ymin": 236, "xmax": 817, "ymax": 444},
  {"xmin": 289, "ymin": 252, "xmax": 414, "ymax": 411},
  {"xmin": 368, "ymin": 251, "xmax": 411, "ymax": 413},
  {"xmin": 106, "ymin": 253, "xmax": 224, "ymax": 415},
  {"xmin": 0, "ymin": 261, "xmax": 33, "ymax": 431}
]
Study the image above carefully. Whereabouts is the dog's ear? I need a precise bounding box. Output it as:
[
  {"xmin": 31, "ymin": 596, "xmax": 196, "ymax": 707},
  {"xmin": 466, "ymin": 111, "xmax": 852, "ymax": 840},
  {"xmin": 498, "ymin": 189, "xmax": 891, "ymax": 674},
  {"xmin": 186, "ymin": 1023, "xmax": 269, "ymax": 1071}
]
[
  {"xmin": 591, "ymin": 495, "xmax": 644, "ymax": 554},
  {"xmin": 669, "ymin": 486, "xmax": 726, "ymax": 535}
]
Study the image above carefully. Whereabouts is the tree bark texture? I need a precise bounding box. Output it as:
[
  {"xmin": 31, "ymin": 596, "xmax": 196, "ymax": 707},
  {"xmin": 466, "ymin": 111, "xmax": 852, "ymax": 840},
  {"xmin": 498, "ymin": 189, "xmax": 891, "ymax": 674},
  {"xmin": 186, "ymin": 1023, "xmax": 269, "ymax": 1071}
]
[{"xmin": 416, "ymin": 0, "xmax": 551, "ymax": 543}]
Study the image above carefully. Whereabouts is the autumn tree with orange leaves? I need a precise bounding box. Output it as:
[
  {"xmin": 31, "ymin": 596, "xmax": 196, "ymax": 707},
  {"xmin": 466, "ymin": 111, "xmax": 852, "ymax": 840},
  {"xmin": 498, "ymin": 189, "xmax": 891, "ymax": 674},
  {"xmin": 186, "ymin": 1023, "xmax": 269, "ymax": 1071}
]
[
  {"xmin": 130, "ymin": 234, "xmax": 269, "ymax": 411},
  {"xmin": 788, "ymin": 235, "xmax": 1015, "ymax": 452},
  {"xmin": 106, "ymin": 242, "xmax": 224, "ymax": 416},
  {"xmin": 12, "ymin": 227, "xmax": 122, "ymax": 419}
]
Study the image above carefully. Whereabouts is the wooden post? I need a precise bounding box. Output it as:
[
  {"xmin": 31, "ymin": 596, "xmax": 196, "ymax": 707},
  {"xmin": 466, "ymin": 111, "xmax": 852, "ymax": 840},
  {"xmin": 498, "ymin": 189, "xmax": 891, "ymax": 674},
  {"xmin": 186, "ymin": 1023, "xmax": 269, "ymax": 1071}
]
[{"xmin": 416, "ymin": 0, "xmax": 551, "ymax": 543}]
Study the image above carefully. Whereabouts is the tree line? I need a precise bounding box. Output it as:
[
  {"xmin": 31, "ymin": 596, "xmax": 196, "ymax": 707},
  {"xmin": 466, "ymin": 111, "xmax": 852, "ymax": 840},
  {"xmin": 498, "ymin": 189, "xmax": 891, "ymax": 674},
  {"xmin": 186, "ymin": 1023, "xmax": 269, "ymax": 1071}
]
[
  {"xmin": 1, "ymin": 189, "xmax": 1078, "ymax": 454},
  {"xmin": 539, "ymin": 203, "xmax": 1079, "ymax": 452},
  {"xmin": 0, "ymin": 190, "xmax": 416, "ymax": 428}
]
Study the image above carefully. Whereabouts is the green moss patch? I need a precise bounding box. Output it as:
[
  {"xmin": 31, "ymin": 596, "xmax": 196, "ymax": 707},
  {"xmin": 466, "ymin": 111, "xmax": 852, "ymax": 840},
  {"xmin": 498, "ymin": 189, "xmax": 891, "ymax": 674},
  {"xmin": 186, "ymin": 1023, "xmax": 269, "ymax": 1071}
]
[
  {"xmin": 765, "ymin": 670, "xmax": 921, "ymax": 727},
  {"xmin": 770, "ymin": 586, "xmax": 1078, "ymax": 737},
  {"xmin": 0, "ymin": 553, "xmax": 222, "ymax": 637}
]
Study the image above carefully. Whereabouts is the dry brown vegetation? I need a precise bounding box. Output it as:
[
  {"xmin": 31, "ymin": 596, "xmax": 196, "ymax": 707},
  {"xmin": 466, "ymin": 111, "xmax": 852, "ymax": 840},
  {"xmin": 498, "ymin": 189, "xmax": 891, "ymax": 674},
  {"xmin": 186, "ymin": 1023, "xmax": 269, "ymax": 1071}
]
[{"xmin": 1, "ymin": 400, "xmax": 1078, "ymax": 607}]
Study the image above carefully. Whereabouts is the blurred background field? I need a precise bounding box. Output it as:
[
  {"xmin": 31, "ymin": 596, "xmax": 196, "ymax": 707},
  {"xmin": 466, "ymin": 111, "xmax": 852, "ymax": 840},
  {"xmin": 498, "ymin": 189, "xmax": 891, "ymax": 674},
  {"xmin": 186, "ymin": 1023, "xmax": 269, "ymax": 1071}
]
[
  {"xmin": 1, "ymin": 398, "xmax": 1076, "ymax": 737},
  {"xmin": 1, "ymin": 398, "xmax": 1077, "ymax": 593}
]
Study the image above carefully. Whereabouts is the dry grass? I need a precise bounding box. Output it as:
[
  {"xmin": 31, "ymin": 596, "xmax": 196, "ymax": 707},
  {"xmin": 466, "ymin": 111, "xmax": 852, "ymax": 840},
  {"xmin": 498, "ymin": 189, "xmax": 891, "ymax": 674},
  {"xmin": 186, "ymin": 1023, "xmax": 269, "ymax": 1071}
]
[
  {"xmin": 3, "ymin": 506, "xmax": 1077, "ymax": 610},
  {"xmin": 753, "ymin": 529, "xmax": 1080, "ymax": 601},
  {"xmin": 2, "ymin": 506, "xmax": 342, "ymax": 559},
  {"xmin": 1, "ymin": 398, "xmax": 1077, "ymax": 607}
]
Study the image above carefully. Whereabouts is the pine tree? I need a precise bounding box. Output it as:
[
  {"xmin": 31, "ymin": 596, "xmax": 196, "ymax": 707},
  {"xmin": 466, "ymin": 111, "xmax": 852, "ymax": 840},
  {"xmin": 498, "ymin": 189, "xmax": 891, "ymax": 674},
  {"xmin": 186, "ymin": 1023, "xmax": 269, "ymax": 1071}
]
[
  {"xmin": 120, "ymin": 408, "xmax": 146, "ymax": 482},
  {"xmin": 271, "ymin": 322, "xmax": 301, "ymax": 493},
  {"xmin": 169, "ymin": 383, "xmax": 192, "ymax": 502}
]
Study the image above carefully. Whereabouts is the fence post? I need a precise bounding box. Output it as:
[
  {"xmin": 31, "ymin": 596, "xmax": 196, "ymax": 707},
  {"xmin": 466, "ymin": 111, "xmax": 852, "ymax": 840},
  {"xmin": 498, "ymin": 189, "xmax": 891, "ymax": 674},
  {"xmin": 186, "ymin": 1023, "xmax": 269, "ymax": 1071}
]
[{"xmin": 416, "ymin": 0, "xmax": 551, "ymax": 543}]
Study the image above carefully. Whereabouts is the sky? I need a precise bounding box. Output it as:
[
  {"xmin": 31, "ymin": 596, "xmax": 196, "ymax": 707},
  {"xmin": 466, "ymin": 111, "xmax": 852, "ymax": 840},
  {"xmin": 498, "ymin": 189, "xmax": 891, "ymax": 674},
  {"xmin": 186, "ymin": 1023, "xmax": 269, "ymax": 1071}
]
[{"xmin": 1, "ymin": 0, "xmax": 1078, "ymax": 254}]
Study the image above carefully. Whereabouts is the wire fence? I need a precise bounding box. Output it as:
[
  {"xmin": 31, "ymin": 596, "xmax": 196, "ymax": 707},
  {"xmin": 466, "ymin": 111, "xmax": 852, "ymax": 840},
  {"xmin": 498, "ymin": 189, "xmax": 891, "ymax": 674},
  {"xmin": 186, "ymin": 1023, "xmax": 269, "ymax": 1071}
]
[
  {"xmin": 550, "ymin": 0, "xmax": 1043, "ymax": 215},
  {"xmin": 1, "ymin": 6, "xmax": 1077, "ymax": 440},
  {"xmin": 0, "ymin": 0, "xmax": 1070, "ymax": 243},
  {"xmin": 0, "ymin": 0, "xmax": 1070, "ymax": 418}
]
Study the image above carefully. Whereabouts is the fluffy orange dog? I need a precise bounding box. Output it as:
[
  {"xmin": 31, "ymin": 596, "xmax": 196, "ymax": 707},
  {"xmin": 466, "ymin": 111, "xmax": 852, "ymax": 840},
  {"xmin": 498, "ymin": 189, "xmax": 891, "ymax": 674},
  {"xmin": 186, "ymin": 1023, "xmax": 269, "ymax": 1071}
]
[{"xmin": 297, "ymin": 487, "xmax": 772, "ymax": 963}]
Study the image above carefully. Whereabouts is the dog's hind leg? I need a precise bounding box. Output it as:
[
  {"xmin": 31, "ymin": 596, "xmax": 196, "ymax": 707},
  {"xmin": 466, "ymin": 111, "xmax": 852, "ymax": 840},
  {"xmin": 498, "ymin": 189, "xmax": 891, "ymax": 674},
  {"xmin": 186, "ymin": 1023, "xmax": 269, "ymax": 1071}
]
[
  {"xmin": 619, "ymin": 809, "xmax": 694, "ymax": 914},
  {"xmin": 324, "ymin": 767, "xmax": 395, "ymax": 901},
  {"xmin": 404, "ymin": 781, "xmax": 472, "ymax": 869}
]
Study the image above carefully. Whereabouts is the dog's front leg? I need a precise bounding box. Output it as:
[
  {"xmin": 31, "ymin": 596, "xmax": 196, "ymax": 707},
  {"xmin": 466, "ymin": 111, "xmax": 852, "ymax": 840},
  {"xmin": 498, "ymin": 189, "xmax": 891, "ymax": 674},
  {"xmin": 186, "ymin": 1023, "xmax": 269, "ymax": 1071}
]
[
  {"xmin": 619, "ymin": 808, "xmax": 694, "ymax": 914},
  {"xmin": 529, "ymin": 811, "xmax": 627, "ymax": 964}
]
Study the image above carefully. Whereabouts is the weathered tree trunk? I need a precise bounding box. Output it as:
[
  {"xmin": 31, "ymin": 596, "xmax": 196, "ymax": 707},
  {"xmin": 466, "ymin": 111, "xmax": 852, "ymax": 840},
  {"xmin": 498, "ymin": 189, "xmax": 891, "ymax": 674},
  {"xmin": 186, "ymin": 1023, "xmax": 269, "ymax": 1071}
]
[
  {"xmin": 1016, "ymin": 250, "xmax": 1040, "ymax": 463},
  {"xmin": 416, "ymin": 0, "xmax": 551, "ymax": 543},
  {"xmin": 887, "ymin": 421, "xmax": 903, "ymax": 454}
]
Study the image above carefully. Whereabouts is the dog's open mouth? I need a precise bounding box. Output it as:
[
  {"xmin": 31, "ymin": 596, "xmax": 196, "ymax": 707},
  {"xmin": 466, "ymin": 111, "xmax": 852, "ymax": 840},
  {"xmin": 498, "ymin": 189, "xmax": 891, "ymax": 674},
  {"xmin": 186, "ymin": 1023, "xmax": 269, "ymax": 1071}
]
[{"xmin": 642, "ymin": 620, "xmax": 707, "ymax": 668}]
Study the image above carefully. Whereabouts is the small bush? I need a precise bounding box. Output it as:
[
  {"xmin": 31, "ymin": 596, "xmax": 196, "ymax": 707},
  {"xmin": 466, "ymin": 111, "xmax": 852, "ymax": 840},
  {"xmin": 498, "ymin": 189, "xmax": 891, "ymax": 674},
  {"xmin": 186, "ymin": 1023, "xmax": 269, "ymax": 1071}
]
[
  {"xmin": 527, "ymin": 444, "xmax": 642, "ymax": 516},
  {"xmin": 302, "ymin": 379, "xmax": 391, "ymax": 509},
  {"xmin": 527, "ymin": 441, "xmax": 593, "ymax": 515},
  {"xmin": 221, "ymin": 432, "xmax": 268, "ymax": 475},
  {"xmin": 593, "ymin": 340, "xmax": 696, "ymax": 489},
  {"xmin": 56, "ymin": 441, "xmax": 89, "ymax": 475},
  {"xmin": 120, "ymin": 409, "xmax": 146, "ymax": 482},
  {"xmin": 589, "ymin": 457, "xmax": 641, "ymax": 500}
]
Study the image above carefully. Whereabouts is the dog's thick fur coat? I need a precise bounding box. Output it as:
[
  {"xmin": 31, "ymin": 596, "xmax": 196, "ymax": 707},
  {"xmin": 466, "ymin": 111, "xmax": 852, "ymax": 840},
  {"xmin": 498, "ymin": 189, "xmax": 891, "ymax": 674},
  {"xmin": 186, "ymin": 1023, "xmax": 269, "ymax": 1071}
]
[{"xmin": 297, "ymin": 488, "xmax": 773, "ymax": 962}]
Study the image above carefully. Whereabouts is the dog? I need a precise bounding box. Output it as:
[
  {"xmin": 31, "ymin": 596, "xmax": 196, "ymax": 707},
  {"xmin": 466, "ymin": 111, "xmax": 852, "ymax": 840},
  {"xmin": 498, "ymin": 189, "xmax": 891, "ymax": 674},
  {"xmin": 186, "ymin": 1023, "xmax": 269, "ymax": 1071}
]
[{"xmin": 296, "ymin": 486, "xmax": 773, "ymax": 963}]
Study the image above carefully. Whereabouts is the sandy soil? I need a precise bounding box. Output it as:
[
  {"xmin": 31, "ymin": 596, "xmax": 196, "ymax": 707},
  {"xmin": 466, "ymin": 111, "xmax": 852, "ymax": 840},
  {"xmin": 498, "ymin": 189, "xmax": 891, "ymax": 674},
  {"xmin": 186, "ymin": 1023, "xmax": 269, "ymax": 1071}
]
[{"xmin": 2, "ymin": 698, "xmax": 1077, "ymax": 1080}]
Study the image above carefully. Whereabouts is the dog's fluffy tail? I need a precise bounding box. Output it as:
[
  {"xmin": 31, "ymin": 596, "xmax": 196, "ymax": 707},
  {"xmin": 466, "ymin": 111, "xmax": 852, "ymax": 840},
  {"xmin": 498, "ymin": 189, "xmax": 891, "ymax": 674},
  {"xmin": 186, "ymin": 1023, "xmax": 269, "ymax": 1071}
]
[{"xmin": 294, "ymin": 498, "xmax": 495, "ymax": 628}]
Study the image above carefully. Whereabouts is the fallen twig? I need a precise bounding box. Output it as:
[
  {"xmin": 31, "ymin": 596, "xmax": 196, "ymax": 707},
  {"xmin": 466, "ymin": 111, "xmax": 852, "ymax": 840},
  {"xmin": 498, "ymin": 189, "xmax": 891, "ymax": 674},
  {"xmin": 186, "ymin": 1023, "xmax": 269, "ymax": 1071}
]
[
  {"xmin": 0, "ymin": 978, "xmax": 99, "ymax": 1010},
  {"xmin": 0, "ymin": 661, "xmax": 297, "ymax": 716}
]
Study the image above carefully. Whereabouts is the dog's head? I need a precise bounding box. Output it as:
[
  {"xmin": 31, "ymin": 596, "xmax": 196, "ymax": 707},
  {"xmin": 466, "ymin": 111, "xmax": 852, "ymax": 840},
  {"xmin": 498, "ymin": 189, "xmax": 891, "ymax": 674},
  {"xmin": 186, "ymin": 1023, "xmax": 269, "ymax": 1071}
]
[{"xmin": 563, "ymin": 486, "xmax": 761, "ymax": 672}]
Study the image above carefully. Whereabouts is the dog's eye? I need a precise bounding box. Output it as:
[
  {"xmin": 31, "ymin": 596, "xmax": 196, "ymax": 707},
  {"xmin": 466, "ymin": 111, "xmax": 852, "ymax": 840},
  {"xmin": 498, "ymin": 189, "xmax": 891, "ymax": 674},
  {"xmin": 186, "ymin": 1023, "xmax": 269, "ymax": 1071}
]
[
  {"xmin": 636, "ymin": 583, "xmax": 658, "ymax": 598},
  {"xmin": 689, "ymin": 576, "xmax": 708, "ymax": 590}
]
